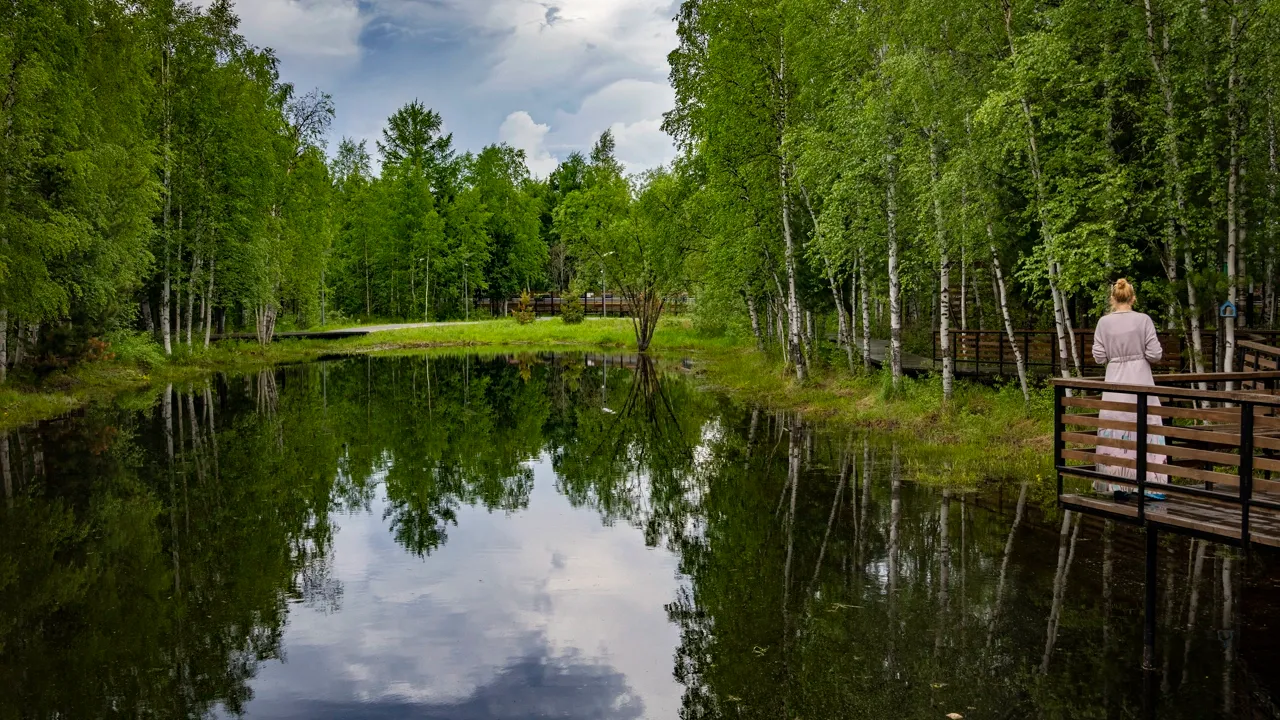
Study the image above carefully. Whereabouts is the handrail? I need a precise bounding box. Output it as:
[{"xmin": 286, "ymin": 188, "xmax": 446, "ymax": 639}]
[
  {"xmin": 1238, "ymin": 339, "xmax": 1280, "ymax": 353},
  {"xmin": 937, "ymin": 327, "xmax": 1220, "ymax": 374},
  {"xmin": 1053, "ymin": 378, "xmax": 1276, "ymax": 547},
  {"xmin": 1152, "ymin": 369, "xmax": 1280, "ymax": 383},
  {"xmin": 1051, "ymin": 377, "xmax": 1280, "ymax": 406}
]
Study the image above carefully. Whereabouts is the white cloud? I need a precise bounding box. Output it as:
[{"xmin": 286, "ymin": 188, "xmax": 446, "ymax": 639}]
[
  {"xmin": 609, "ymin": 117, "xmax": 673, "ymax": 174},
  {"xmin": 549, "ymin": 79, "xmax": 677, "ymax": 173},
  {"xmin": 218, "ymin": 0, "xmax": 680, "ymax": 173},
  {"xmin": 224, "ymin": 0, "xmax": 365, "ymax": 61},
  {"xmin": 476, "ymin": 0, "xmax": 677, "ymax": 92},
  {"xmin": 499, "ymin": 111, "xmax": 561, "ymax": 179}
]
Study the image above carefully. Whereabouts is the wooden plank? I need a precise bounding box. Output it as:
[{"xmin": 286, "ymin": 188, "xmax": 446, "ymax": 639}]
[
  {"xmin": 1061, "ymin": 397, "xmax": 1146, "ymax": 413},
  {"xmin": 1061, "ymin": 494, "xmax": 1139, "ymax": 518},
  {"xmin": 1057, "ymin": 413, "xmax": 1280, "ymax": 450},
  {"xmin": 1238, "ymin": 339, "xmax": 1280, "ymax": 354},
  {"xmin": 1060, "ymin": 431, "xmax": 1245, "ymax": 467},
  {"xmin": 1155, "ymin": 369, "xmax": 1280, "ymax": 384},
  {"xmin": 1060, "ymin": 449, "xmax": 1242, "ymax": 486},
  {"xmin": 1061, "ymin": 414, "xmax": 1137, "ymax": 432},
  {"xmin": 1061, "ymin": 400, "xmax": 1280, "ymax": 427},
  {"xmin": 1057, "ymin": 396, "xmax": 1276, "ymax": 427},
  {"xmin": 1059, "ymin": 494, "xmax": 1280, "ymax": 548},
  {"xmin": 1054, "ymin": 378, "xmax": 1280, "ymax": 406}
]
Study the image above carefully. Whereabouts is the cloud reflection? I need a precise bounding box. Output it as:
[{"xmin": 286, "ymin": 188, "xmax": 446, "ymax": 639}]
[{"xmin": 271, "ymin": 649, "xmax": 643, "ymax": 719}]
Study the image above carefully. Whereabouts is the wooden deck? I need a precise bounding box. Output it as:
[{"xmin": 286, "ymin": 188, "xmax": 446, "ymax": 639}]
[
  {"xmin": 1053, "ymin": 360, "xmax": 1280, "ymax": 548},
  {"xmin": 1060, "ymin": 491, "xmax": 1280, "ymax": 548}
]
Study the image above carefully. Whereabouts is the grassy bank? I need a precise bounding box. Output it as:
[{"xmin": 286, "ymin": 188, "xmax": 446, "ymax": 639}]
[
  {"xmin": 0, "ymin": 319, "xmax": 707, "ymax": 430},
  {"xmin": 335, "ymin": 316, "xmax": 740, "ymax": 352},
  {"xmin": 1, "ymin": 317, "xmax": 1056, "ymax": 485},
  {"xmin": 691, "ymin": 345, "xmax": 1055, "ymax": 481}
]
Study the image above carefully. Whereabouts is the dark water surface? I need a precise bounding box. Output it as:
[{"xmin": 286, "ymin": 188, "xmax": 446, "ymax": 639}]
[{"xmin": 1, "ymin": 353, "xmax": 1277, "ymax": 719}]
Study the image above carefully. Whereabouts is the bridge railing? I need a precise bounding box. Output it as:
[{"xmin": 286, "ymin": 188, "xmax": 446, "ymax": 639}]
[
  {"xmin": 475, "ymin": 294, "xmax": 692, "ymax": 318},
  {"xmin": 933, "ymin": 329, "xmax": 1220, "ymax": 376},
  {"xmin": 1052, "ymin": 372, "xmax": 1280, "ymax": 545},
  {"xmin": 1239, "ymin": 339, "xmax": 1280, "ymax": 392}
]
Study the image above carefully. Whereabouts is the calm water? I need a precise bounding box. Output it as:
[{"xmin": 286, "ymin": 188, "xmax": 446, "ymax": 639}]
[{"xmin": 1, "ymin": 353, "xmax": 1277, "ymax": 719}]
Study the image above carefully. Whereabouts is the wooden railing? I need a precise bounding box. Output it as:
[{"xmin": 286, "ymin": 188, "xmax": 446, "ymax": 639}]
[
  {"xmin": 476, "ymin": 294, "xmax": 692, "ymax": 318},
  {"xmin": 1052, "ymin": 371, "xmax": 1280, "ymax": 546},
  {"xmin": 1239, "ymin": 339, "xmax": 1280, "ymax": 392},
  {"xmin": 934, "ymin": 329, "xmax": 1219, "ymax": 375}
]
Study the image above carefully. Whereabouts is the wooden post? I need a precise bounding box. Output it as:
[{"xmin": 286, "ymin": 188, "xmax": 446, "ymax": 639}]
[
  {"xmin": 999, "ymin": 330, "xmax": 1005, "ymax": 376},
  {"xmin": 1053, "ymin": 383, "xmax": 1065, "ymax": 499},
  {"xmin": 1240, "ymin": 401, "xmax": 1254, "ymax": 547},
  {"xmin": 976, "ymin": 330, "xmax": 982, "ymax": 374},
  {"xmin": 1137, "ymin": 392, "xmax": 1148, "ymax": 522}
]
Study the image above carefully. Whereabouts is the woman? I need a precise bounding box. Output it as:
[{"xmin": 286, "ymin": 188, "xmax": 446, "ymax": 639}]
[{"xmin": 1091, "ymin": 279, "xmax": 1168, "ymax": 494}]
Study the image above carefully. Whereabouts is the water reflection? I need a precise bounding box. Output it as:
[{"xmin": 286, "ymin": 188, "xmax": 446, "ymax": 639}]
[{"xmin": 0, "ymin": 353, "xmax": 1277, "ymax": 718}]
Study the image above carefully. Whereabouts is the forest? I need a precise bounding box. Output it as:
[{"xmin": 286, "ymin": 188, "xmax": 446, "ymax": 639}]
[{"xmin": 4, "ymin": 0, "xmax": 1280, "ymax": 395}]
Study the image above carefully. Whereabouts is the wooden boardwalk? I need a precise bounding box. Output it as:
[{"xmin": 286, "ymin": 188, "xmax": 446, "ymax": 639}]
[
  {"xmin": 865, "ymin": 339, "xmax": 937, "ymax": 373},
  {"xmin": 937, "ymin": 327, "xmax": 1280, "ymax": 377},
  {"xmin": 1060, "ymin": 491, "xmax": 1280, "ymax": 547},
  {"xmin": 1053, "ymin": 352, "xmax": 1280, "ymax": 548},
  {"xmin": 214, "ymin": 317, "xmax": 562, "ymax": 342}
]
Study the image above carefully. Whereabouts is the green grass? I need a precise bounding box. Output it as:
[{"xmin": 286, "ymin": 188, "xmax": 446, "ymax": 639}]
[
  {"xmin": 690, "ymin": 345, "xmax": 1056, "ymax": 483},
  {"xmin": 331, "ymin": 316, "xmax": 739, "ymax": 352}
]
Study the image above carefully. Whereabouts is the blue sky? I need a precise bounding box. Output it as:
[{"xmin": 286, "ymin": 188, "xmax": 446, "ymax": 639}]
[{"xmin": 221, "ymin": 0, "xmax": 682, "ymax": 176}]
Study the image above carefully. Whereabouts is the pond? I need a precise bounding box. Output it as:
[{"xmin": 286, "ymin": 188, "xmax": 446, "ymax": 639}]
[{"xmin": 1, "ymin": 353, "xmax": 1277, "ymax": 719}]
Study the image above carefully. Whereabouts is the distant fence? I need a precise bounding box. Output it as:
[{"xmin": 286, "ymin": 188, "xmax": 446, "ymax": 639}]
[
  {"xmin": 933, "ymin": 329, "xmax": 1216, "ymax": 376},
  {"xmin": 932, "ymin": 328, "xmax": 1280, "ymax": 376},
  {"xmin": 475, "ymin": 294, "xmax": 691, "ymax": 318}
]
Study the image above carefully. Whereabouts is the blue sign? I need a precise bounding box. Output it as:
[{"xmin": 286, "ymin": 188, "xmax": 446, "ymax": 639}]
[{"xmin": 1219, "ymin": 300, "xmax": 1238, "ymax": 319}]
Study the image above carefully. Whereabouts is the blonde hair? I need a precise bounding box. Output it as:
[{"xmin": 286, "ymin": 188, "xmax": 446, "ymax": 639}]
[{"xmin": 1110, "ymin": 278, "xmax": 1135, "ymax": 309}]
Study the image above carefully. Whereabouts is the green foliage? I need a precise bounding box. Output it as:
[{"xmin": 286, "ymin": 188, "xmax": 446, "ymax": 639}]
[
  {"xmin": 103, "ymin": 330, "xmax": 166, "ymax": 370},
  {"xmin": 513, "ymin": 290, "xmax": 536, "ymax": 325},
  {"xmin": 561, "ymin": 277, "xmax": 586, "ymax": 324}
]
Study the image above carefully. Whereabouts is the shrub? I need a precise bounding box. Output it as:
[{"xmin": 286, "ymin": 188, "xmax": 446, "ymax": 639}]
[
  {"xmin": 514, "ymin": 291, "xmax": 536, "ymax": 325},
  {"xmin": 104, "ymin": 330, "xmax": 166, "ymax": 369},
  {"xmin": 561, "ymin": 279, "xmax": 585, "ymax": 325}
]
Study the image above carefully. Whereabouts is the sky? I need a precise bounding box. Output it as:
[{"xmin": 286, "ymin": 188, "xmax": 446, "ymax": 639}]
[{"xmin": 220, "ymin": 0, "xmax": 683, "ymax": 177}]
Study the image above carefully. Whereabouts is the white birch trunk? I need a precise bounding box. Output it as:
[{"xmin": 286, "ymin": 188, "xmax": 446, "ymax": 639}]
[
  {"xmin": 746, "ymin": 292, "xmax": 763, "ymax": 349},
  {"xmin": 860, "ymin": 248, "xmax": 872, "ymax": 371},
  {"xmin": 847, "ymin": 272, "xmax": 859, "ymax": 372},
  {"xmin": 989, "ymin": 222, "xmax": 1031, "ymax": 405},
  {"xmin": 1004, "ymin": 9, "xmax": 1075, "ymax": 378},
  {"xmin": 0, "ymin": 309, "xmax": 6, "ymax": 384},
  {"xmin": 932, "ymin": 137, "xmax": 953, "ymax": 400},
  {"xmin": 781, "ymin": 162, "xmax": 806, "ymax": 381},
  {"xmin": 1141, "ymin": 0, "xmax": 1207, "ymax": 373},
  {"xmin": 1267, "ymin": 103, "xmax": 1277, "ymax": 328},
  {"xmin": 161, "ymin": 269, "xmax": 172, "ymax": 355},
  {"xmin": 203, "ymin": 258, "xmax": 215, "ymax": 349},
  {"xmin": 887, "ymin": 146, "xmax": 903, "ymax": 387},
  {"xmin": 186, "ymin": 254, "xmax": 198, "ymax": 348},
  {"xmin": 1224, "ymin": 1, "xmax": 1241, "ymax": 382},
  {"xmin": 160, "ymin": 44, "xmax": 173, "ymax": 357}
]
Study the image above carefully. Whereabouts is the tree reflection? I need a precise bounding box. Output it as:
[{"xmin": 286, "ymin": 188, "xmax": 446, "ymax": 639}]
[
  {"xmin": 553, "ymin": 354, "xmax": 713, "ymax": 551},
  {"xmin": 0, "ymin": 354, "xmax": 1270, "ymax": 719}
]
